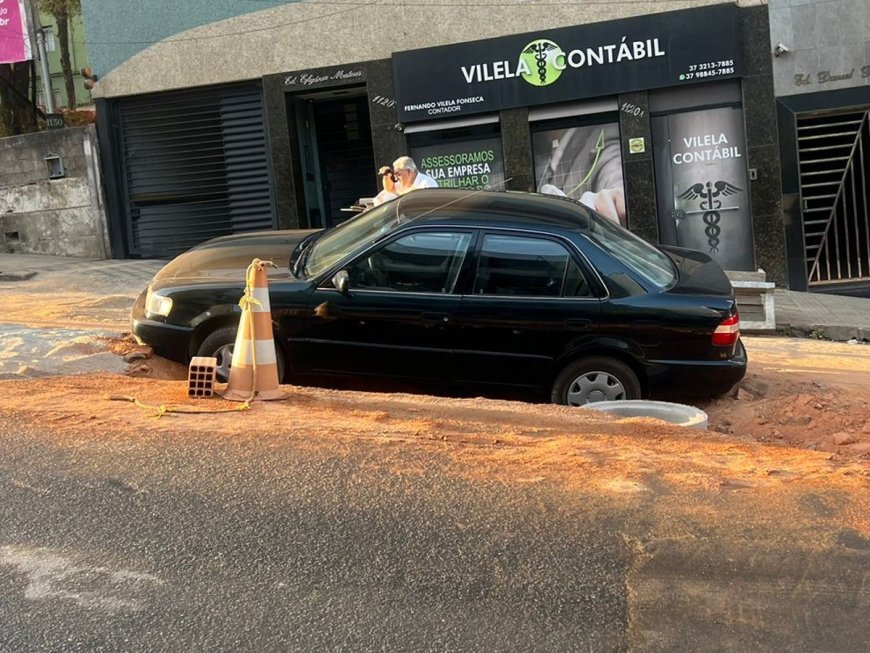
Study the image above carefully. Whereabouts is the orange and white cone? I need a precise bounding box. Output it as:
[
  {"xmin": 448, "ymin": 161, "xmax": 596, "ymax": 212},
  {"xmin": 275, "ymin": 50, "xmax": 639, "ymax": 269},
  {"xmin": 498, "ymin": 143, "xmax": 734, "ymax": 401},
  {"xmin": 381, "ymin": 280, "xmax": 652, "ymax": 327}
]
[{"xmin": 222, "ymin": 258, "xmax": 285, "ymax": 402}]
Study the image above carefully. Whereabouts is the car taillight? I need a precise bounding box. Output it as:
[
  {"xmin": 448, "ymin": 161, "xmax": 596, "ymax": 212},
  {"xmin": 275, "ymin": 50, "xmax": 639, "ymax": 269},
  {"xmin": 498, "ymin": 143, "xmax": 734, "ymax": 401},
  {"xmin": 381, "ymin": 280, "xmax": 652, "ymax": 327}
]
[{"xmin": 712, "ymin": 313, "xmax": 740, "ymax": 347}]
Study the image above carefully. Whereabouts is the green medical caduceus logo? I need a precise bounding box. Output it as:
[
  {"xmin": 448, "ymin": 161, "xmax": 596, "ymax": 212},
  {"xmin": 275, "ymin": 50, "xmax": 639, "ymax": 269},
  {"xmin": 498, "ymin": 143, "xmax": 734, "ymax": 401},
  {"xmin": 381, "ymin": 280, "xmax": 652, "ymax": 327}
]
[{"xmin": 519, "ymin": 39, "xmax": 565, "ymax": 87}]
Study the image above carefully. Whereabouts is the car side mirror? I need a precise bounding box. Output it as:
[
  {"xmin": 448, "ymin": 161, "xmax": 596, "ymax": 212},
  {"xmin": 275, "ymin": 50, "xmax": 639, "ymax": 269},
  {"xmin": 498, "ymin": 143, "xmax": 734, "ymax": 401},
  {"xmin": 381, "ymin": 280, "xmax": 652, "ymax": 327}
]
[{"xmin": 332, "ymin": 270, "xmax": 350, "ymax": 294}]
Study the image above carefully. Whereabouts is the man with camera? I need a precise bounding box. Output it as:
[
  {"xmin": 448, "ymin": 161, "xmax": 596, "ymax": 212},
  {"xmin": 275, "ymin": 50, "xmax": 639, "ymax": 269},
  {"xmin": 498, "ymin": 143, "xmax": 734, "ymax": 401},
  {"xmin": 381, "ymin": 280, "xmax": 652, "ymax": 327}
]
[{"xmin": 373, "ymin": 156, "xmax": 438, "ymax": 206}]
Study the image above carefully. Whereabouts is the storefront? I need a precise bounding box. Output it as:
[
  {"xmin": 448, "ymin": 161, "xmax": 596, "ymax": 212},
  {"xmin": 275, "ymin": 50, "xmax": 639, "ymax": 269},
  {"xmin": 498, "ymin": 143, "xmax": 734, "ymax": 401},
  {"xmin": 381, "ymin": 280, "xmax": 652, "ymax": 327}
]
[
  {"xmin": 96, "ymin": 2, "xmax": 783, "ymax": 279},
  {"xmin": 387, "ymin": 3, "xmax": 781, "ymax": 276}
]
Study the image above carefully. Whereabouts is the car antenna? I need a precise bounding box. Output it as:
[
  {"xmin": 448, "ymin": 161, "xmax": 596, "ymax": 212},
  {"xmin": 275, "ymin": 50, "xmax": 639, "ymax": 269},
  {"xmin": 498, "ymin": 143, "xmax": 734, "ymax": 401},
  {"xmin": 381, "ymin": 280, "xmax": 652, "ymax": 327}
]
[{"xmin": 409, "ymin": 177, "xmax": 515, "ymax": 222}]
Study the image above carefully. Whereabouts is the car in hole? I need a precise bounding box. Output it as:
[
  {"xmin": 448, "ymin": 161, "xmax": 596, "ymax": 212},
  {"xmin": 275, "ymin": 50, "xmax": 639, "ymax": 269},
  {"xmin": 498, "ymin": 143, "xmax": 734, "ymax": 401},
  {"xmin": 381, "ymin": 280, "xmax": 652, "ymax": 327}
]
[{"xmin": 131, "ymin": 189, "xmax": 746, "ymax": 405}]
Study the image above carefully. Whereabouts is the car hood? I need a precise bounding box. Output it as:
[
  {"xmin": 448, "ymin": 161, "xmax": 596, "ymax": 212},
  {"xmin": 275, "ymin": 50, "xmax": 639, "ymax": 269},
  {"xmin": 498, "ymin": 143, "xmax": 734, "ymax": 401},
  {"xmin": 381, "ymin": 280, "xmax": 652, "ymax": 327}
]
[
  {"xmin": 151, "ymin": 229, "xmax": 320, "ymax": 288},
  {"xmin": 659, "ymin": 245, "xmax": 735, "ymax": 297}
]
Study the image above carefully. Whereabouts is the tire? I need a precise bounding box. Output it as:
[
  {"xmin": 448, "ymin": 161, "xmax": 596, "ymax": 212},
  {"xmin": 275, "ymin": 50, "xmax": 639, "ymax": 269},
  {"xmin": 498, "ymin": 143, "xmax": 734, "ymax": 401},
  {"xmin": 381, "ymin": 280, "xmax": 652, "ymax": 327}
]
[
  {"xmin": 551, "ymin": 356, "xmax": 641, "ymax": 406},
  {"xmin": 196, "ymin": 325, "xmax": 285, "ymax": 383}
]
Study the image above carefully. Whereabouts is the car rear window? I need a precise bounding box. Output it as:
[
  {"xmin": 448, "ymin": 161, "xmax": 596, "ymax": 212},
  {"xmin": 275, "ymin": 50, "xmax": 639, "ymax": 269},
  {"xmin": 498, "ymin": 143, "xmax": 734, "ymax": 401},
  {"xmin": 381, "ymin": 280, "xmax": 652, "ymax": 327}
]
[{"xmin": 585, "ymin": 212, "xmax": 677, "ymax": 289}]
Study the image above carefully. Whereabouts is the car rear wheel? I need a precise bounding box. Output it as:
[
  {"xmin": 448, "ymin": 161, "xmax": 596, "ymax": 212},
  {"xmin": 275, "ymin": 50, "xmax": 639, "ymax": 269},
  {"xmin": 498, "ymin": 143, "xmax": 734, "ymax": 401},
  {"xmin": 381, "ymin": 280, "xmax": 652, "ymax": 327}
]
[
  {"xmin": 196, "ymin": 325, "xmax": 285, "ymax": 383},
  {"xmin": 551, "ymin": 357, "xmax": 641, "ymax": 406}
]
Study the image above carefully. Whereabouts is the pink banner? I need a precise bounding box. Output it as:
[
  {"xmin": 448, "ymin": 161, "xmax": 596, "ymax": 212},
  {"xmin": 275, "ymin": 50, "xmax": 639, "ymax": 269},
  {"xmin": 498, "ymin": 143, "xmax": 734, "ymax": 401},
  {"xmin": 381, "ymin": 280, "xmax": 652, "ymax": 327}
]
[{"xmin": 0, "ymin": 0, "xmax": 32, "ymax": 65}]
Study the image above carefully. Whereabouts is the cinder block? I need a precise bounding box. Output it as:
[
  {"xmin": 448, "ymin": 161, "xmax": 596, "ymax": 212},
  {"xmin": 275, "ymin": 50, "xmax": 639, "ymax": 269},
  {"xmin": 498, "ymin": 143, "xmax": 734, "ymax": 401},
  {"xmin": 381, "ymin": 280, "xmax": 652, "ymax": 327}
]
[{"xmin": 188, "ymin": 356, "xmax": 218, "ymax": 398}]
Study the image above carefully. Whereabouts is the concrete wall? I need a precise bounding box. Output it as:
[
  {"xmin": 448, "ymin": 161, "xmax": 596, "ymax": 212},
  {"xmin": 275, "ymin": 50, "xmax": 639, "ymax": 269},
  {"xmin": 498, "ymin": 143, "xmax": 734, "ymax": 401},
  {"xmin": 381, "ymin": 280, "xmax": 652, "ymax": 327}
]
[
  {"xmin": 92, "ymin": 0, "xmax": 741, "ymax": 99},
  {"xmin": 0, "ymin": 126, "xmax": 110, "ymax": 258},
  {"xmin": 769, "ymin": 0, "xmax": 870, "ymax": 97}
]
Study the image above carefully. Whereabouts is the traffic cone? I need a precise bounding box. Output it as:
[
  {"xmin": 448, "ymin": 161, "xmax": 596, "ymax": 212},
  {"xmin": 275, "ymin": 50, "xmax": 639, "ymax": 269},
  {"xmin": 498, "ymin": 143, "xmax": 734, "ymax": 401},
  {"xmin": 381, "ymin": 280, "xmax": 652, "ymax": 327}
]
[{"xmin": 222, "ymin": 259, "xmax": 285, "ymax": 402}]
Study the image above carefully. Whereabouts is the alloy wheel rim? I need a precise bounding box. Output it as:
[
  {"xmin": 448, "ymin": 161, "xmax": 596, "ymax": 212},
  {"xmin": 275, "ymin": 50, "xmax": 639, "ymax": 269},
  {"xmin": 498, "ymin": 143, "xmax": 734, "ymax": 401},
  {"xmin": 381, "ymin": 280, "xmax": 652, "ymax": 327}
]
[{"xmin": 566, "ymin": 371, "xmax": 627, "ymax": 406}]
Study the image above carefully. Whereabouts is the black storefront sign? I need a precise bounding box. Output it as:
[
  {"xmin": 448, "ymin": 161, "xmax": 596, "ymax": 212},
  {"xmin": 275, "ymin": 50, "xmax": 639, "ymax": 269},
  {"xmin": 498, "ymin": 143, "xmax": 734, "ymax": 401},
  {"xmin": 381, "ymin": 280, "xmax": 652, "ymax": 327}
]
[{"xmin": 393, "ymin": 4, "xmax": 743, "ymax": 123}]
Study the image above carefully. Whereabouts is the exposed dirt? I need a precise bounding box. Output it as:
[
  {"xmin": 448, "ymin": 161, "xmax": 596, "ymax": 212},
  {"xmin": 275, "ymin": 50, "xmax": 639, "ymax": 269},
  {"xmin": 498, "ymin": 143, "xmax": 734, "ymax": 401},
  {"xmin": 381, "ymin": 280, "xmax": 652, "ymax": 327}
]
[
  {"xmin": 0, "ymin": 366, "xmax": 868, "ymax": 549},
  {"xmin": 9, "ymin": 263, "xmax": 865, "ymax": 464},
  {"xmin": 0, "ymin": 336, "xmax": 867, "ymax": 550},
  {"xmin": 96, "ymin": 333, "xmax": 870, "ymax": 462},
  {"xmin": 700, "ymin": 337, "xmax": 870, "ymax": 460}
]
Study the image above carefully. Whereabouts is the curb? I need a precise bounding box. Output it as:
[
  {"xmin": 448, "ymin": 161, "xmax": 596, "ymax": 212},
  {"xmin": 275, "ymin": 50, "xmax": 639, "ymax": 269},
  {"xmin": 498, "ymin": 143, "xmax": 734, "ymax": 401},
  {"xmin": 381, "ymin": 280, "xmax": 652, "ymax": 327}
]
[{"xmin": 775, "ymin": 324, "xmax": 868, "ymax": 343}]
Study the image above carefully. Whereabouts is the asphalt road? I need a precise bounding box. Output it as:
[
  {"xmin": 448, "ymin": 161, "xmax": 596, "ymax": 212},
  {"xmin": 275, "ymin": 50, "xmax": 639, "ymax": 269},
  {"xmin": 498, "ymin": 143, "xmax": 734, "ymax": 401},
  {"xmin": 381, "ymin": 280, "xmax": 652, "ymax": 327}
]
[
  {"xmin": 0, "ymin": 420, "xmax": 628, "ymax": 653},
  {"xmin": 1, "ymin": 411, "xmax": 868, "ymax": 653}
]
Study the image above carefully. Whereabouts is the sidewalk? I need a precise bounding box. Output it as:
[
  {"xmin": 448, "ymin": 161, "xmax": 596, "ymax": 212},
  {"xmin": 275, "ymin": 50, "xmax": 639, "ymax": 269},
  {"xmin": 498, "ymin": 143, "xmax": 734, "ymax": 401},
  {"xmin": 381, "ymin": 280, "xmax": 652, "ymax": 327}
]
[
  {"xmin": 775, "ymin": 288, "xmax": 870, "ymax": 341},
  {"xmin": 0, "ymin": 253, "xmax": 165, "ymax": 296},
  {"xmin": 2, "ymin": 253, "xmax": 870, "ymax": 341}
]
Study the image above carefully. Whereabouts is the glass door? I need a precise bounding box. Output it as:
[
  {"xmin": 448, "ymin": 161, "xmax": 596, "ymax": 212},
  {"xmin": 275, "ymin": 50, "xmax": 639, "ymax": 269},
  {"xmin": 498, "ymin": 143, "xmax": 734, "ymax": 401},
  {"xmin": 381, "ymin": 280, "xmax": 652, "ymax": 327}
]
[{"xmin": 652, "ymin": 105, "xmax": 755, "ymax": 270}]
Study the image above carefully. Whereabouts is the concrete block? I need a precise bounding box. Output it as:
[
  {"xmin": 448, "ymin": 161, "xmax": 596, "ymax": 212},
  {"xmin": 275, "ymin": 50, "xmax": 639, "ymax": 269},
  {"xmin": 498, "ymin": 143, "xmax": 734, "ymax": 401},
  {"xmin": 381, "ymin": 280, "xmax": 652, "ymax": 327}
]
[
  {"xmin": 188, "ymin": 357, "xmax": 218, "ymax": 398},
  {"xmin": 726, "ymin": 269, "xmax": 776, "ymax": 332}
]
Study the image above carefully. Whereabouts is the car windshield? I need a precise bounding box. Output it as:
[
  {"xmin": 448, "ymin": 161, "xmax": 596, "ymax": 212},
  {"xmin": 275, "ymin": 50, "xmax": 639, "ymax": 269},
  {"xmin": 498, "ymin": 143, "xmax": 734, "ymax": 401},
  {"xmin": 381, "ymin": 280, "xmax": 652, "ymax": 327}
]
[
  {"xmin": 585, "ymin": 211, "xmax": 677, "ymax": 289},
  {"xmin": 303, "ymin": 201, "xmax": 401, "ymax": 278}
]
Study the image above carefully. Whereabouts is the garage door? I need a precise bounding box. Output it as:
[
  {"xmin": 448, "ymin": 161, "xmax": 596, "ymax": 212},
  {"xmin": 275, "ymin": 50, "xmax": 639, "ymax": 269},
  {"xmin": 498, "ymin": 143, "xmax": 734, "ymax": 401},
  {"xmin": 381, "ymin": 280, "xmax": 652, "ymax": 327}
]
[{"xmin": 116, "ymin": 83, "xmax": 276, "ymax": 257}]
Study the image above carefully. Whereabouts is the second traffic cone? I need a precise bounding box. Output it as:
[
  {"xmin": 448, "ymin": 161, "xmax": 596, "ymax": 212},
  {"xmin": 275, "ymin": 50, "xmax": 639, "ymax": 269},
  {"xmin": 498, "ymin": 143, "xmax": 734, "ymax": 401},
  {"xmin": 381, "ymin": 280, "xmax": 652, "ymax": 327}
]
[{"xmin": 222, "ymin": 258, "xmax": 285, "ymax": 402}]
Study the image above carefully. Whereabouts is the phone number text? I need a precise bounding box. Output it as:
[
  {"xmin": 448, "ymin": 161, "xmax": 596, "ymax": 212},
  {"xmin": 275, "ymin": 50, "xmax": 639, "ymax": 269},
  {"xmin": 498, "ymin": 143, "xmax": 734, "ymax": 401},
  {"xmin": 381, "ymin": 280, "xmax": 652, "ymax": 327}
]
[{"xmin": 679, "ymin": 60, "xmax": 736, "ymax": 81}]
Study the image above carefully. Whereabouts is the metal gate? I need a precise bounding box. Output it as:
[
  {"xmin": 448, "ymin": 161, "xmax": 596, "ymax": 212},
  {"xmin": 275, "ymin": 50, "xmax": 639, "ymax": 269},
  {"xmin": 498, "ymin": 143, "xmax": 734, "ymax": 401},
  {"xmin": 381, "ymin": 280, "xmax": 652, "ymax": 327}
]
[
  {"xmin": 797, "ymin": 109, "xmax": 870, "ymax": 286},
  {"xmin": 117, "ymin": 83, "xmax": 276, "ymax": 258}
]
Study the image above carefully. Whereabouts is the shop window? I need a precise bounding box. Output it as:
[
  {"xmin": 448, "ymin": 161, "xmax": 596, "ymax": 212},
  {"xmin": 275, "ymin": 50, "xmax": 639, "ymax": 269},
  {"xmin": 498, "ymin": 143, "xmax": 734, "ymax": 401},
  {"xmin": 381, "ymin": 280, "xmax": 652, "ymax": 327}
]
[
  {"xmin": 531, "ymin": 113, "xmax": 627, "ymax": 227},
  {"xmin": 408, "ymin": 121, "xmax": 505, "ymax": 192}
]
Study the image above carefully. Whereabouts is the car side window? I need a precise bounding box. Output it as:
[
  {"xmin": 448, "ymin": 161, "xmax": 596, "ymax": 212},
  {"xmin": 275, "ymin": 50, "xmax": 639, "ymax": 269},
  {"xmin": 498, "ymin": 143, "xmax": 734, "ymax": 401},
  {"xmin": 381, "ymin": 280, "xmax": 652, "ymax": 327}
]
[
  {"xmin": 347, "ymin": 232, "xmax": 472, "ymax": 293},
  {"xmin": 474, "ymin": 234, "xmax": 586, "ymax": 297},
  {"xmin": 564, "ymin": 258, "xmax": 592, "ymax": 298}
]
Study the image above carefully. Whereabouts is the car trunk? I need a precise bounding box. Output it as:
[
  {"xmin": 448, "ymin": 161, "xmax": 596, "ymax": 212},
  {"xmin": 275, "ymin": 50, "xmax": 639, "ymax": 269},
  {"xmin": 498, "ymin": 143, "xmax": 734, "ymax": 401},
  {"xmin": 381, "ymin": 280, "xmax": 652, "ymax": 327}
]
[
  {"xmin": 655, "ymin": 245, "xmax": 740, "ymax": 361},
  {"xmin": 659, "ymin": 245, "xmax": 735, "ymax": 298}
]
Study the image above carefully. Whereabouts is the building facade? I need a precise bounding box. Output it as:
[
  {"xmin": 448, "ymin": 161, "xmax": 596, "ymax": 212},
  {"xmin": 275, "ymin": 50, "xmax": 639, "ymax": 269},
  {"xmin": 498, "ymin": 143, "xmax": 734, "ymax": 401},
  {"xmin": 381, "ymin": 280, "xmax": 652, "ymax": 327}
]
[
  {"xmin": 86, "ymin": 0, "xmax": 787, "ymax": 289},
  {"xmin": 770, "ymin": 0, "xmax": 870, "ymax": 294},
  {"xmin": 35, "ymin": 9, "xmax": 91, "ymax": 109}
]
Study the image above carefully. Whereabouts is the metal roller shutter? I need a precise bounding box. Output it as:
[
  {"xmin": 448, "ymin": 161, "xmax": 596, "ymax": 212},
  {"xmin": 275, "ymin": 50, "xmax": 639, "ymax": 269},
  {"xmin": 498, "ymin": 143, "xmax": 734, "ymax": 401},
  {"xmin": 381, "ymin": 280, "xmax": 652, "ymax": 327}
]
[{"xmin": 117, "ymin": 83, "xmax": 276, "ymax": 257}]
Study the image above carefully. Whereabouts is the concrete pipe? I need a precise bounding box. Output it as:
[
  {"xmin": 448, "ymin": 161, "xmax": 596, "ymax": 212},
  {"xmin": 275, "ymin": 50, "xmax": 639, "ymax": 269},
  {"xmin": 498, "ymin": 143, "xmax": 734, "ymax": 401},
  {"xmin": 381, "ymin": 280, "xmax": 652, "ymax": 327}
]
[{"xmin": 583, "ymin": 400, "xmax": 708, "ymax": 429}]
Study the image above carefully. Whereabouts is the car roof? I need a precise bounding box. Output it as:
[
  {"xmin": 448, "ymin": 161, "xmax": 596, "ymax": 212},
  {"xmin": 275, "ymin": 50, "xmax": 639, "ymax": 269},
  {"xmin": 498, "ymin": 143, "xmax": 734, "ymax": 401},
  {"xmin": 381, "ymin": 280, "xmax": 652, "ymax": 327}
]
[{"xmin": 393, "ymin": 189, "xmax": 592, "ymax": 233}]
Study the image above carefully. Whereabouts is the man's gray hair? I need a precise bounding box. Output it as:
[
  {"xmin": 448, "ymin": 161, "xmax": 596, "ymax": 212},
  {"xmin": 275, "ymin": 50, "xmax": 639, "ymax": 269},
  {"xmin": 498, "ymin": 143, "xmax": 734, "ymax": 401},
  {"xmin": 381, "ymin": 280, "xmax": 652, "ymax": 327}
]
[{"xmin": 392, "ymin": 156, "xmax": 418, "ymax": 172}]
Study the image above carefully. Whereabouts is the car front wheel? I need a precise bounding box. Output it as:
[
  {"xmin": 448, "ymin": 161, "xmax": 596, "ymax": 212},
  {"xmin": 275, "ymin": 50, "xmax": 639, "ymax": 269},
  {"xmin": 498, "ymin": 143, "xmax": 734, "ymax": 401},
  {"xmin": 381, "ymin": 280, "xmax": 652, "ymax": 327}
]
[
  {"xmin": 196, "ymin": 325, "xmax": 285, "ymax": 383},
  {"xmin": 551, "ymin": 357, "xmax": 641, "ymax": 406}
]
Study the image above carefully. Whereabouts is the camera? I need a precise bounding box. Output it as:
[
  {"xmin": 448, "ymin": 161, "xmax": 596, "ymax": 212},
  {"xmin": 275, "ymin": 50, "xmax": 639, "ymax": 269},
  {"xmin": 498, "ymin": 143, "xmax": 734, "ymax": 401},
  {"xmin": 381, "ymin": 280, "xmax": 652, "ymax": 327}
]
[
  {"xmin": 379, "ymin": 165, "xmax": 398, "ymax": 183},
  {"xmin": 395, "ymin": 123, "xmax": 404, "ymax": 132},
  {"xmin": 773, "ymin": 42, "xmax": 790, "ymax": 57}
]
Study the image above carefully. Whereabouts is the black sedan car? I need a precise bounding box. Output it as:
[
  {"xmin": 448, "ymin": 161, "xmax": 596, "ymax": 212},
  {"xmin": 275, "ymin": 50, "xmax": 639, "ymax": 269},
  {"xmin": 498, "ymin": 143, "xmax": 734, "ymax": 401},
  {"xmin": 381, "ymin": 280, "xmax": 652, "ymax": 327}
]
[{"xmin": 132, "ymin": 189, "xmax": 746, "ymax": 405}]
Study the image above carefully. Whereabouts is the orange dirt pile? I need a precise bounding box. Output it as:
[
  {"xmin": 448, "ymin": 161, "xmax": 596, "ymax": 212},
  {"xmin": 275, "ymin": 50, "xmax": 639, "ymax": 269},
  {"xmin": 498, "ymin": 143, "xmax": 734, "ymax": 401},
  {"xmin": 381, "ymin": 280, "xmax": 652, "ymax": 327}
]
[
  {"xmin": 0, "ymin": 360, "xmax": 867, "ymax": 541},
  {"xmin": 701, "ymin": 336, "xmax": 870, "ymax": 460},
  {"xmin": 0, "ymin": 372, "xmax": 865, "ymax": 487},
  {"xmin": 99, "ymin": 333, "xmax": 870, "ymax": 463}
]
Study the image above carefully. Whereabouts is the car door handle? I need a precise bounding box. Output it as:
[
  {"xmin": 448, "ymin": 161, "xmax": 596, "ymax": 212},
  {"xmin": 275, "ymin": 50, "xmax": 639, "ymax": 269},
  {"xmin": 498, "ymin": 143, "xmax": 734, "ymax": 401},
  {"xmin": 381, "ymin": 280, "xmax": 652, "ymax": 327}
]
[
  {"xmin": 423, "ymin": 312, "xmax": 451, "ymax": 323},
  {"xmin": 565, "ymin": 318, "xmax": 592, "ymax": 329}
]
